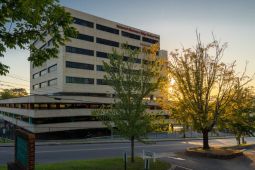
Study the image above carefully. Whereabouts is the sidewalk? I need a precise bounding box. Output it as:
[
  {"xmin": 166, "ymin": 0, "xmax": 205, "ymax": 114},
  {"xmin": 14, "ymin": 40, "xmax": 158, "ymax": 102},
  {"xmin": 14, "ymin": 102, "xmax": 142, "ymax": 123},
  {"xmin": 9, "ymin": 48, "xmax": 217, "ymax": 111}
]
[{"xmin": 0, "ymin": 136, "xmax": 234, "ymax": 147}]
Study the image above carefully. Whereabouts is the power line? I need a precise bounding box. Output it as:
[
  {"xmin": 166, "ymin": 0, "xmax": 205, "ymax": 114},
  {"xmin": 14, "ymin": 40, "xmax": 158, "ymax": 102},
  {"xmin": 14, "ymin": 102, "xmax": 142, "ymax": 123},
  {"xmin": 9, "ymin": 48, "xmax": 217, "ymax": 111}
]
[
  {"xmin": 5, "ymin": 75, "xmax": 30, "ymax": 82},
  {"xmin": 0, "ymin": 80, "xmax": 29, "ymax": 87},
  {"xmin": 0, "ymin": 83, "xmax": 16, "ymax": 88},
  {"xmin": 8, "ymin": 73, "xmax": 29, "ymax": 81}
]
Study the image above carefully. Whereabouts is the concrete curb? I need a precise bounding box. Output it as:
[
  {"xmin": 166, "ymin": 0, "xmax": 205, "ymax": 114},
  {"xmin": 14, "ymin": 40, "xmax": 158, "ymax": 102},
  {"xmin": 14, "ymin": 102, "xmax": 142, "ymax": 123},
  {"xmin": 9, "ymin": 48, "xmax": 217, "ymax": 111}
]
[
  {"xmin": 0, "ymin": 136, "xmax": 235, "ymax": 147},
  {"xmin": 186, "ymin": 147, "xmax": 244, "ymax": 159}
]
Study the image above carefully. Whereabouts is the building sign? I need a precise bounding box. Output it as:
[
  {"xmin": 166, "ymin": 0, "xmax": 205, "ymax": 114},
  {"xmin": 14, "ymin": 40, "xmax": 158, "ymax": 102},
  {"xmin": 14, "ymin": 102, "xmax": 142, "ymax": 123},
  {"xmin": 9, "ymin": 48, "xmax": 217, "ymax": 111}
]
[
  {"xmin": 16, "ymin": 136, "xmax": 29, "ymax": 167},
  {"xmin": 8, "ymin": 129, "xmax": 35, "ymax": 170},
  {"xmin": 142, "ymin": 150, "xmax": 156, "ymax": 163},
  {"xmin": 116, "ymin": 24, "xmax": 160, "ymax": 40}
]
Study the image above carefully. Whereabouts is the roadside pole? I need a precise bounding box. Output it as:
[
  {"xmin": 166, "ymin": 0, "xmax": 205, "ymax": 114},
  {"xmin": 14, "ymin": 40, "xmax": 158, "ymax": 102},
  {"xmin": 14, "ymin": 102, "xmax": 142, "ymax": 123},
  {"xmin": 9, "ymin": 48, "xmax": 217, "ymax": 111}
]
[{"xmin": 123, "ymin": 152, "xmax": 127, "ymax": 170}]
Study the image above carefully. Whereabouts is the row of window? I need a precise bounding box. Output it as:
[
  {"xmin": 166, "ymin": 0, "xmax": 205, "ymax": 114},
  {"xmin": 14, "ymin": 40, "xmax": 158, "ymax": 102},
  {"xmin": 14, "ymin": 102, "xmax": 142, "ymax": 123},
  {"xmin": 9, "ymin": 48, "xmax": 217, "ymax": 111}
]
[
  {"xmin": 32, "ymin": 64, "xmax": 57, "ymax": 79},
  {"xmin": 0, "ymin": 111, "xmax": 101, "ymax": 124},
  {"xmin": 72, "ymin": 31, "xmax": 158, "ymax": 45},
  {"xmin": 73, "ymin": 17, "xmax": 94, "ymax": 28},
  {"xmin": 73, "ymin": 17, "xmax": 158, "ymax": 43},
  {"xmin": 0, "ymin": 110, "xmax": 167, "ymax": 125},
  {"xmin": 33, "ymin": 78, "xmax": 57, "ymax": 90},
  {"xmin": 96, "ymin": 37, "xmax": 119, "ymax": 47},
  {"xmin": 0, "ymin": 102, "xmax": 162, "ymax": 110},
  {"xmin": 122, "ymin": 44, "xmax": 140, "ymax": 51},
  {"xmin": 66, "ymin": 76, "xmax": 94, "ymax": 84},
  {"xmin": 96, "ymin": 24, "xmax": 119, "ymax": 35},
  {"xmin": 122, "ymin": 31, "xmax": 140, "ymax": 40},
  {"xmin": 66, "ymin": 48, "xmax": 145, "ymax": 64},
  {"xmin": 66, "ymin": 76, "xmax": 109, "ymax": 86},
  {"xmin": 32, "ymin": 116, "xmax": 101, "ymax": 124},
  {"xmin": 66, "ymin": 61, "xmax": 143, "ymax": 72},
  {"xmin": 39, "ymin": 39, "xmax": 53, "ymax": 50},
  {"xmin": 66, "ymin": 46, "xmax": 142, "ymax": 62},
  {"xmin": 66, "ymin": 46, "xmax": 94, "ymax": 56},
  {"xmin": 142, "ymin": 37, "xmax": 158, "ymax": 44},
  {"xmin": 74, "ymin": 33, "xmax": 94, "ymax": 42},
  {"xmin": 66, "ymin": 61, "xmax": 94, "ymax": 70}
]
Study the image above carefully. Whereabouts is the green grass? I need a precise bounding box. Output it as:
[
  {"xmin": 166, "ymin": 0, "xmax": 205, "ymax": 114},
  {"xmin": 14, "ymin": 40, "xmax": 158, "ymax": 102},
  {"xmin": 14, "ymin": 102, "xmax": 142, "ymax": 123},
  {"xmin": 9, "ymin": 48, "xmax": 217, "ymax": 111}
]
[
  {"xmin": 0, "ymin": 157, "xmax": 170, "ymax": 170},
  {"xmin": 0, "ymin": 138, "xmax": 12, "ymax": 143}
]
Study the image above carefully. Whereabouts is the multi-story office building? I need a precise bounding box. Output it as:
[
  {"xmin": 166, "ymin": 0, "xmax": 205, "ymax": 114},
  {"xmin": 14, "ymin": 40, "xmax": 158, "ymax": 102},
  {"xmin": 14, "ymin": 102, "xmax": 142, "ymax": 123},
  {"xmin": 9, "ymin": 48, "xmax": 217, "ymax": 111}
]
[{"xmin": 0, "ymin": 7, "xmax": 168, "ymax": 139}]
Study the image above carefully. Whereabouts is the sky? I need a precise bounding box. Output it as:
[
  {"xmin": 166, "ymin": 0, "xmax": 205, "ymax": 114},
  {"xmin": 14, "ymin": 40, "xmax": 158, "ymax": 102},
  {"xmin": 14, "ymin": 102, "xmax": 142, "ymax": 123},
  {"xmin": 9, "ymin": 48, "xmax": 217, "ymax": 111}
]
[{"xmin": 1, "ymin": 0, "xmax": 255, "ymax": 91}]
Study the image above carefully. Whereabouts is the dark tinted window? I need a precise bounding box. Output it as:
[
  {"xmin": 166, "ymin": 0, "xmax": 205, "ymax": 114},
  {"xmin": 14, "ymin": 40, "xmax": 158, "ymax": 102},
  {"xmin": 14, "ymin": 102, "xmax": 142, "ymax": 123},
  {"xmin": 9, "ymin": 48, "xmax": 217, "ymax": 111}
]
[
  {"xmin": 123, "ymin": 56, "xmax": 141, "ymax": 64},
  {"xmin": 97, "ymin": 79, "xmax": 108, "ymax": 85},
  {"xmin": 66, "ymin": 61, "xmax": 94, "ymax": 70},
  {"xmin": 142, "ymin": 37, "xmax": 158, "ymax": 44},
  {"xmin": 96, "ymin": 65, "xmax": 105, "ymax": 71},
  {"xmin": 73, "ymin": 17, "xmax": 94, "ymax": 28},
  {"xmin": 74, "ymin": 34, "xmax": 94, "ymax": 42},
  {"xmin": 96, "ymin": 38, "xmax": 119, "ymax": 47},
  {"xmin": 66, "ymin": 76, "xmax": 94, "ymax": 84},
  {"xmin": 48, "ymin": 64, "xmax": 57, "ymax": 73},
  {"xmin": 122, "ymin": 31, "xmax": 140, "ymax": 40},
  {"xmin": 66, "ymin": 46, "xmax": 94, "ymax": 56},
  {"xmin": 122, "ymin": 44, "xmax": 140, "ymax": 51},
  {"xmin": 96, "ymin": 24, "xmax": 119, "ymax": 34},
  {"xmin": 33, "ymin": 84, "xmax": 39, "ymax": 90},
  {"xmin": 96, "ymin": 51, "xmax": 109, "ymax": 59},
  {"xmin": 33, "ymin": 73, "xmax": 40, "ymax": 79},
  {"xmin": 47, "ymin": 39, "xmax": 53, "ymax": 47},
  {"xmin": 40, "ymin": 69, "xmax": 47, "ymax": 76},
  {"xmin": 39, "ymin": 43, "xmax": 47, "ymax": 50},
  {"xmin": 48, "ymin": 78, "xmax": 57, "ymax": 86},
  {"xmin": 40, "ymin": 81, "xmax": 47, "ymax": 88}
]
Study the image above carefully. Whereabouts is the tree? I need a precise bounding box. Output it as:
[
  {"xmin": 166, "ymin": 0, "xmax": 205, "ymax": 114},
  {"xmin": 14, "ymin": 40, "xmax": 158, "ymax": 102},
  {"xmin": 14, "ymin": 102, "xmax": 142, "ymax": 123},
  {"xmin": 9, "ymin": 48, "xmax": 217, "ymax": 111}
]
[
  {"xmin": 219, "ymin": 85, "xmax": 255, "ymax": 145},
  {"xmin": 0, "ymin": 0, "xmax": 77, "ymax": 75},
  {"xmin": 94, "ymin": 44, "xmax": 166, "ymax": 162},
  {"xmin": 158, "ymin": 88, "xmax": 192, "ymax": 138},
  {"xmin": 0, "ymin": 88, "xmax": 28, "ymax": 99},
  {"xmin": 162, "ymin": 33, "xmax": 250, "ymax": 149}
]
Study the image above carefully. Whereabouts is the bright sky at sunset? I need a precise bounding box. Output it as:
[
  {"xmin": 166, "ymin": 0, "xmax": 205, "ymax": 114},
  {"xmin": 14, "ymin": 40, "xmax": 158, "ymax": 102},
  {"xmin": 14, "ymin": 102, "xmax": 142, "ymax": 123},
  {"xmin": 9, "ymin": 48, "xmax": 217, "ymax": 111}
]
[{"xmin": 1, "ymin": 0, "xmax": 254, "ymax": 91}]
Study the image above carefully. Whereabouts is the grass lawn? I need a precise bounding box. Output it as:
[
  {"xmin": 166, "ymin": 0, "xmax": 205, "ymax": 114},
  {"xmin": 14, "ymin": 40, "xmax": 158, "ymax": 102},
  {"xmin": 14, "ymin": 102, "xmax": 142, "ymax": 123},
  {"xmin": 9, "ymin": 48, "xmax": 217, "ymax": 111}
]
[
  {"xmin": 0, "ymin": 157, "xmax": 170, "ymax": 170},
  {"xmin": 0, "ymin": 138, "xmax": 12, "ymax": 143}
]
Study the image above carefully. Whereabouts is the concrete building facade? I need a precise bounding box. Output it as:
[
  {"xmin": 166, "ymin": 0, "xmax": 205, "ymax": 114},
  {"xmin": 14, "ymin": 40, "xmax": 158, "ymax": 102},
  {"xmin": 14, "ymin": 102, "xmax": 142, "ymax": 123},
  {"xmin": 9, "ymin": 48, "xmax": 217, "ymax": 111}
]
[
  {"xmin": 30, "ymin": 7, "xmax": 167, "ymax": 96},
  {"xmin": 0, "ymin": 7, "xmax": 169, "ymax": 139}
]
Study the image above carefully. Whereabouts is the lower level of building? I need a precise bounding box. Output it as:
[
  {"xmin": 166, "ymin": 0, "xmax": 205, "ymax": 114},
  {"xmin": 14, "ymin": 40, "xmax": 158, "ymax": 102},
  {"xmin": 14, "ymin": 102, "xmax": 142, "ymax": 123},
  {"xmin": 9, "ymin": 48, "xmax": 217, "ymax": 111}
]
[{"xmin": 0, "ymin": 95, "xmax": 171, "ymax": 139}]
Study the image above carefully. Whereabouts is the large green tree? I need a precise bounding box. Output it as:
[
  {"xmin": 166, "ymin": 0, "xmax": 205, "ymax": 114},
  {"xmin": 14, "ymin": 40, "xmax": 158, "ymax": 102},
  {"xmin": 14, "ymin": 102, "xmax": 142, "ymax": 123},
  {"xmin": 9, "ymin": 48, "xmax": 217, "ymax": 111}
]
[
  {"xmin": 0, "ymin": 88, "xmax": 28, "ymax": 99},
  {"xmin": 94, "ymin": 45, "xmax": 166, "ymax": 162},
  {"xmin": 163, "ymin": 33, "xmax": 250, "ymax": 149},
  {"xmin": 219, "ymin": 85, "xmax": 255, "ymax": 145},
  {"xmin": 0, "ymin": 0, "xmax": 77, "ymax": 75}
]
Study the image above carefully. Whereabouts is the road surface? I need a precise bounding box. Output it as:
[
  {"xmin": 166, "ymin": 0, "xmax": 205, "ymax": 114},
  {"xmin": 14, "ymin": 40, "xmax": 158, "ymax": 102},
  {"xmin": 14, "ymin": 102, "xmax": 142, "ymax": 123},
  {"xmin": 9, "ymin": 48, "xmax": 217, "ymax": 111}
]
[{"xmin": 1, "ymin": 137, "xmax": 255, "ymax": 170}]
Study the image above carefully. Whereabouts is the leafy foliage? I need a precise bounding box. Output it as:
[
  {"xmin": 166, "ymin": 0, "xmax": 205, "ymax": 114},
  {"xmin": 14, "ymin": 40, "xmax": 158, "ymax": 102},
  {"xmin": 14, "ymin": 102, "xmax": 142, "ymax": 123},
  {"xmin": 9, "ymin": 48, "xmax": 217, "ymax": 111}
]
[
  {"xmin": 160, "ymin": 32, "xmax": 252, "ymax": 149},
  {"xmin": 219, "ymin": 85, "xmax": 255, "ymax": 145},
  {"xmin": 0, "ymin": 88, "xmax": 28, "ymax": 99},
  {"xmin": 94, "ymin": 44, "xmax": 167, "ymax": 162},
  {"xmin": 0, "ymin": 0, "xmax": 78, "ymax": 75}
]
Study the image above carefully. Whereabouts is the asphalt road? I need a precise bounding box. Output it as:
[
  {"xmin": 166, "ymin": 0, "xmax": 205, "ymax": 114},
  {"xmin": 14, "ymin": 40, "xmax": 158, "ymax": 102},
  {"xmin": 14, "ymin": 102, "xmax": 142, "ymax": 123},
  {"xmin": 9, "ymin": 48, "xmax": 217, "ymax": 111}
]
[{"xmin": 1, "ymin": 137, "xmax": 255, "ymax": 170}]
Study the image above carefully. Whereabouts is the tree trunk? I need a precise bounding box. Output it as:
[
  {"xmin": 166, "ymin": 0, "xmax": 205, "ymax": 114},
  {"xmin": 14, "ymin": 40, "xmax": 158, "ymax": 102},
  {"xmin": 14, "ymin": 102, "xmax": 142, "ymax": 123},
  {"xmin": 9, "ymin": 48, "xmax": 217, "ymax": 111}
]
[
  {"xmin": 236, "ymin": 135, "xmax": 241, "ymax": 145},
  {"xmin": 241, "ymin": 136, "xmax": 246, "ymax": 144},
  {"xmin": 202, "ymin": 130, "xmax": 210, "ymax": 150},
  {"xmin": 131, "ymin": 136, "xmax": 135, "ymax": 163},
  {"xmin": 183, "ymin": 127, "xmax": 186, "ymax": 138}
]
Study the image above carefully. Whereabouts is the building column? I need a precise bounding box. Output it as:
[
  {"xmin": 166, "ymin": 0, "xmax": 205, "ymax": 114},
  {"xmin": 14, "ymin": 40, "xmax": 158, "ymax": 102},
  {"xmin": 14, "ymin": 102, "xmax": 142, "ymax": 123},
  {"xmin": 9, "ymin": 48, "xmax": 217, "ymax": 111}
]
[{"xmin": 29, "ymin": 117, "xmax": 32, "ymax": 124}]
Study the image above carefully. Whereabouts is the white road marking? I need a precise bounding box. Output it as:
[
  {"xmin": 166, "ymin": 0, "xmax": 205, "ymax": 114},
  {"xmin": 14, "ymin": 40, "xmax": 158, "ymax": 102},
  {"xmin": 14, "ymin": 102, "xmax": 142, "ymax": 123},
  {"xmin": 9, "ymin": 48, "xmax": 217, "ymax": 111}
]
[
  {"xmin": 175, "ymin": 165, "xmax": 193, "ymax": 170},
  {"xmin": 168, "ymin": 156, "xmax": 185, "ymax": 161}
]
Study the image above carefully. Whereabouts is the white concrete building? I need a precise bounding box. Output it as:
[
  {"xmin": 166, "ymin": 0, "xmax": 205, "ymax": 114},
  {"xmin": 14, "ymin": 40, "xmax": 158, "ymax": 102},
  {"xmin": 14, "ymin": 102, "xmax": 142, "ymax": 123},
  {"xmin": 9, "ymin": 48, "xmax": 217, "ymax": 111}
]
[
  {"xmin": 30, "ymin": 7, "xmax": 167, "ymax": 96},
  {"xmin": 0, "ymin": 7, "xmax": 169, "ymax": 139}
]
